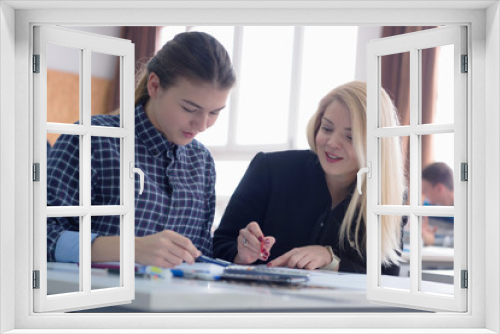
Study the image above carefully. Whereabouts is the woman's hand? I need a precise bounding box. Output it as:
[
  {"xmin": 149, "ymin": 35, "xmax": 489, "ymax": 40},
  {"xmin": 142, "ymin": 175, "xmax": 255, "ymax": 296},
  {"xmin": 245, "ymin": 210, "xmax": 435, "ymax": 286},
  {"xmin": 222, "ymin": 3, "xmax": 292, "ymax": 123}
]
[
  {"xmin": 233, "ymin": 221, "xmax": 275, "ymax": 265},
  {"xmin": 266, "ymin": 245, "xmax": 332, "ymax": 270},
  {"xmin": 135, "ymin": 230, "xmax": 201, "ymax": 268}
]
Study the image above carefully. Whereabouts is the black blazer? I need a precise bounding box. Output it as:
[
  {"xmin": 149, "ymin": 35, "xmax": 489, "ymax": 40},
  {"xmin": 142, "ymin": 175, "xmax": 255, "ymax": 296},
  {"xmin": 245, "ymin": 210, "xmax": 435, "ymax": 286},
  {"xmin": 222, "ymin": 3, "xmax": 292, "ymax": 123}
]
[{"xmin": 213, "ymin": 150, "xmax": 400, "ymax": 276}]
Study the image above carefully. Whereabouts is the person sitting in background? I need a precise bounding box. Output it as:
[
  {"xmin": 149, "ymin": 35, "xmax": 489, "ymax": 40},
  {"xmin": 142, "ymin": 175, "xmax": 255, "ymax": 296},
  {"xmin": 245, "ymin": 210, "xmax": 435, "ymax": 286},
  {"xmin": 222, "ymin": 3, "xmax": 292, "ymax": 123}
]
[
  {"xmin": 421, "ymin": 162, "xmax": 454, "ymax": 246},
  {"xmin": 213, "ymin": 81, "xmax": 406, "ymax": 275}
]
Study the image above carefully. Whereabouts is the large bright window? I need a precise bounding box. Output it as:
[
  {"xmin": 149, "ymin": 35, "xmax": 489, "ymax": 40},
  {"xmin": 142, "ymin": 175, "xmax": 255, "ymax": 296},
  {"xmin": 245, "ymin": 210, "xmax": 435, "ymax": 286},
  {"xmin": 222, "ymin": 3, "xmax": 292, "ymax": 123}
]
[{"xmin": 158, "ymin": 25, "xmax": 359, "ymax": 230}]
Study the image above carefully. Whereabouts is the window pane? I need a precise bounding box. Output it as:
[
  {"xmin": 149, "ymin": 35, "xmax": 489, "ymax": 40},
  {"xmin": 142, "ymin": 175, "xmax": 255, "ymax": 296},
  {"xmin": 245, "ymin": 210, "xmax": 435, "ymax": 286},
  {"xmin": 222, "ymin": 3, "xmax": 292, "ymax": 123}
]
[
  {"xmin": 401, "ymin": 219, "xmax": 411, "ymax": 277},
  {"xmin": 380, "ymin": 51, "xmax": 410, "ymax": 127},
  {"xmin": 91, "ymin": 215, "xmax": 121, "ymax": 290},
  {"xmin": 420, "ymin": 216, "xmax": 454, "ymax": 296},
  {"xmin": 236, "ymin": 26, "xmax": 294, "ymax": 145},
  {"xmin": 91, "ymin": 137, "xmax": 121, "ymax": 205},
  {"xmin": 47, "ymin": 263, "xmax": 80, "ymax": 295},
  {"xmin": 380, "ymin": 215, "xmax": 409, "ymax": 291},
  {"xmin": 47, "ymin": 216, "xmax": 81, "ymax": 295},
  {"xmin": 421, "ymin": 133, "xmax": 454, "ymax": 206},
  {"xmin": 380, "ymin": 136, "xmax": 409, "ymax": 205},
  {"xmin": 47, "ymin": 134, "xmax": 81, "ymax": 206},
  {"xmin": 46, "ymin": 43, "xmax": 80, "ymax": 145},
  {"xmin": 91, "ymin": 51, "xmax": 120, "ymax": 124},
  {"xmin": 296, "ymin": 26, "xmax": 358, "ymax": 149},
  {"xmin": 421, "ymin": 44, "xmax": 454, "ymax": 125}
]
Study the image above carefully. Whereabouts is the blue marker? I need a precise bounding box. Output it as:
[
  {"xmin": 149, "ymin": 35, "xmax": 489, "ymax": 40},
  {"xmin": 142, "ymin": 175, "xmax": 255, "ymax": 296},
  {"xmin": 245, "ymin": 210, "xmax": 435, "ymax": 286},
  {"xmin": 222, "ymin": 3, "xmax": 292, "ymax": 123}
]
[
  {"xmin": 197, "ymin": 255, "xmax": 232, "ymax": 267},
  {"xmin": 170, "ymin": 268, "xmax": 221, "ymax": 281}
]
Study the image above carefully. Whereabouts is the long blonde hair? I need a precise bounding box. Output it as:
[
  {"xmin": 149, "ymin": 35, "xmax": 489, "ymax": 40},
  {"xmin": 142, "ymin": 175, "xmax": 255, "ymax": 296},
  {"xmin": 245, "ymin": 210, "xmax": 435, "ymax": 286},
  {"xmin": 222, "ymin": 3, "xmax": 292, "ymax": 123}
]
[{"xmin": 306, "ymin": 81, "xmax": 405, "ymax": 266}]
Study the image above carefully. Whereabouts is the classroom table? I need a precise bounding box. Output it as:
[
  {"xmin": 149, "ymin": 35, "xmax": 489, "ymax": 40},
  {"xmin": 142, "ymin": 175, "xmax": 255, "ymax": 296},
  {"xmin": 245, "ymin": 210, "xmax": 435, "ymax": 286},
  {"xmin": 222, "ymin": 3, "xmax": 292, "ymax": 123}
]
[
  {"xmin": 421, "ymin": 269, "xmax": 454, "ymax": 284},
  {"xmin": 400, "ymin": 245, "xmax": 454, "ymax": 274},
  {"xmin": 46, "ymin": 263, "xmax": 453, "ymax": 313}
]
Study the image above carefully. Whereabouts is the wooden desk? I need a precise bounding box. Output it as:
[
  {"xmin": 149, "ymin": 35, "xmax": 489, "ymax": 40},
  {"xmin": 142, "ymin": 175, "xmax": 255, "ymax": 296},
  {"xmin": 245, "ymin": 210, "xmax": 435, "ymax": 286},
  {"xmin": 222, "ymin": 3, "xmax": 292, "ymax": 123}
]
[{"xmin": 46, "ymin": 263, "xmax": 452, "ymax": 313}]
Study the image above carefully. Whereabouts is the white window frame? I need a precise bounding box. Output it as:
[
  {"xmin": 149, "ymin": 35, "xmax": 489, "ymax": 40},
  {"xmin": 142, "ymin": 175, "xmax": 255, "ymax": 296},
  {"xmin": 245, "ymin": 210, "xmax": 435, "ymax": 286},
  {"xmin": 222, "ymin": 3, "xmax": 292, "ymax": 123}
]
[
  {"xmin": 365, "ymin": 25, "xmax": 467, "ymax": 312},
  {"xmin": 32, "ymin": 25, "xmax": 136, "ymax": 313},
  {"xmin": 1, "ymin": 2, "xmax": 498, "ymax": 333}
]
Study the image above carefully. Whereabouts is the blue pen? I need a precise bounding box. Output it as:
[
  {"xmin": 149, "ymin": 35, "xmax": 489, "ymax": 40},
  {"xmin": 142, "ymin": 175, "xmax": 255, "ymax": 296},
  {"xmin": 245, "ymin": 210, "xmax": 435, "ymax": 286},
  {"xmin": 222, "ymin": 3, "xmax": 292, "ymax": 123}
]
[
  {"xmin": 170, "ymin": 269, "xmax": 221, "ymax": 281},
  {"xmin": 197, "ymin": 255, "xmax": 232, "ymax": 267}
]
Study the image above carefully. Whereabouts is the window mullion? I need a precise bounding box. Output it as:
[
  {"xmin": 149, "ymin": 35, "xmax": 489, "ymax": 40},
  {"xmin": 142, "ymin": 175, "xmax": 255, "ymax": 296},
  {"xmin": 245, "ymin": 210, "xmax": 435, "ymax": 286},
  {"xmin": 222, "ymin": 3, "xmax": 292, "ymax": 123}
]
[
  {"xmin": 81, "ymin": 47, "xmax": 92, "ymax": 294},
  {"xmin": 122, "ymin": 45, "xmax": 136, "ymax": 295},
  {"xmin": 453, "ymin": 26, "xmax": 468, "ymax": 302},
  {"xmin": 409, "ymin": 47, "xmax": 420, "ymax": 295},
  {"xmin": 287, "ymin": 26, "xmax": 304, "ymax": 149},
  {"xmin": 227, "ymin": 26, "xmax": 243, "ymax": 151}
]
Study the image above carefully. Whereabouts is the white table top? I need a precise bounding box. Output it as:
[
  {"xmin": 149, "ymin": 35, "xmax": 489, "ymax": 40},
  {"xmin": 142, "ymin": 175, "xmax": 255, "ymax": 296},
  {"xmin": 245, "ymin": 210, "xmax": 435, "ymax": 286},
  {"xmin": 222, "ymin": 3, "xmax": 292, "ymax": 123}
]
[
  {"xmin": 402, "ymin": 245, "xmax": 454, "ymax": 263},
  {"xmin": 46, "ymin": 263, "xmax": 454, "ymax": 313}
]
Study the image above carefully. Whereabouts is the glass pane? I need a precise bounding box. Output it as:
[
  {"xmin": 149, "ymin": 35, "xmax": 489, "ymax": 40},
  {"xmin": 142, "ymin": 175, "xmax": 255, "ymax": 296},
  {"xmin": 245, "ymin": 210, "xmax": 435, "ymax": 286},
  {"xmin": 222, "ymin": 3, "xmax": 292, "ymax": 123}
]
[
  {"xmin": 421, "ymin": 133, "xmax": 454, "ymax": 206},
  {"xmin": 91, "ymin": 137, "xmax": 121, "ymax": 205},
  {"xmin": 46, "ymin": 43, "xmax": 81, "ymax": 145},
  {"xmin": 47, "ymin": 134, "xmax": 81, "ymax": 206},
  {"xmin": 236, "ymin": 26, "xmax": 294, "ymax": 145},
  {"xmin": 380, "ymin": 51, "xmax": 410, "ymax": 127},
  {"xmin": 91, "ymin": 215, "xmax": 121, "ymax": 290},
  {"xmin": 401, "ymin": 218, "xmax": 411, "ymax": 277},
  {"xmin": 380, "ymin": 215, "xmax": 410, "ymax": 292},
  {"xmin": 421, "ymin": 44, "xmax": 454, "ymax": 125},
  {"xmin": 47, "ymin": 216, "xmax": 81, "ymax": 295},
  {"xmin": 420, "ymin": 216, "xmax": 454, "ymax": 296},
  {"xmin": 380, "ymin": 136, "xmax": 409, "ymax": 205},
  {"xmin": 422, "ymin": 216, "xmax": 454, "ymax": 248},
  {"xmin": 91, "ymin": 51, "xmax": 120, "ymax": 124},
  {"xmin": 296, "ymin": 26, "xmax": 358, "ymax": 149}
]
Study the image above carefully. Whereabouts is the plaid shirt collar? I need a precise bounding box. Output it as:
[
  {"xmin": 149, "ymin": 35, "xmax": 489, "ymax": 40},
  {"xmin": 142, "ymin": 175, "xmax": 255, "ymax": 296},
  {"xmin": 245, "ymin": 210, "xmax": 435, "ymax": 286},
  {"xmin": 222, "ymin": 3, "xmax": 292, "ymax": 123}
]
[{"xmin": 135, "ymin": 103, "xmax": 185, "ymax": 161}]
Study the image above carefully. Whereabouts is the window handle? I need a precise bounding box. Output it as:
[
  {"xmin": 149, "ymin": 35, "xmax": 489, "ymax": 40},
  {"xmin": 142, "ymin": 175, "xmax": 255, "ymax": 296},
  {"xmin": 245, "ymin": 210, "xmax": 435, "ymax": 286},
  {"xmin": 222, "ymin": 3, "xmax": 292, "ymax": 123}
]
[
  {"xmin": 129, "ymin": 162, "xmax": 145, "ymax": 195},
  {"xmin": 356, "ymin": 162, "xmax": 371, "ymax": 195}
]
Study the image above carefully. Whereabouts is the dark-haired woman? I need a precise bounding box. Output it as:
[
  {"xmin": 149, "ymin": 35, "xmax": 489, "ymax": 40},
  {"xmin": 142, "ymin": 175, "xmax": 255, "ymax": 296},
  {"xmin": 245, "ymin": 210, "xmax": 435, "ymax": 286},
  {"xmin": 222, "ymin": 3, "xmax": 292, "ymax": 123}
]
[{"xmin": 47, "ymin": 32, "xmax": 236, "ymax": 268}]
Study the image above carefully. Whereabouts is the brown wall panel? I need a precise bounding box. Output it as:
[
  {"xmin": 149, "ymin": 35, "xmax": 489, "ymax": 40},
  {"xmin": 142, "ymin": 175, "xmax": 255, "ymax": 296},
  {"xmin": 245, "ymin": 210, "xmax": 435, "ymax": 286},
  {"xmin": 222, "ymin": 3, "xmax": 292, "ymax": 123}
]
[{"xmin": 47, "ymin": 69, "xmax": 113, "ymax": 145}]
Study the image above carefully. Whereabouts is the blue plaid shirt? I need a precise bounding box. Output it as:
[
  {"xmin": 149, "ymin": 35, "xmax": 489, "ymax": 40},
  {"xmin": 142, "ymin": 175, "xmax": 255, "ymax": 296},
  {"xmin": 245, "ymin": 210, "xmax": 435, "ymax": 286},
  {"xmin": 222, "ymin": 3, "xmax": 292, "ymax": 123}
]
[{"xmin": 47, "ymin": 104, "xmax": 216, "ymax": 262}]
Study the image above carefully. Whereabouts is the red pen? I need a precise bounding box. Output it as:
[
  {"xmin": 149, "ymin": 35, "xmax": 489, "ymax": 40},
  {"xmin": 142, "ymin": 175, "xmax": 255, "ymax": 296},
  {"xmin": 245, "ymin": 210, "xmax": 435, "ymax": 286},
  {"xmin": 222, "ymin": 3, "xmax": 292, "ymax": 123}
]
[{"xmin": 259, "ymin": 235, "xmax": 268, "ymax": 259}]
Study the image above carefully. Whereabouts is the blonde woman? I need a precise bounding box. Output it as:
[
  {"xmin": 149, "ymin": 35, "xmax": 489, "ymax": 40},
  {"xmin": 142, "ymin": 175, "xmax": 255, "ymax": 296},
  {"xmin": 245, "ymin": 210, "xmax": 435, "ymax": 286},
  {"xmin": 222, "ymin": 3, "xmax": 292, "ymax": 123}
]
[{"xmin": 213, "ymin": 81, "xmax": 405, "ymax": 274}]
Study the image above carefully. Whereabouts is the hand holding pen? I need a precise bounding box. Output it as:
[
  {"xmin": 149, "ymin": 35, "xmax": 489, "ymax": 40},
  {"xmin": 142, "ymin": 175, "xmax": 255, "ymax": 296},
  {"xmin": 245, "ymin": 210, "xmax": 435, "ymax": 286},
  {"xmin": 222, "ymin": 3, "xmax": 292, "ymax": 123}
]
[
  {"xmin": 134, "ymin": 230, "xmax": 201, "ymax": 268},
  {"xmin": 233, "ymin": 221, "xmax": 275, "ymax": 265}
]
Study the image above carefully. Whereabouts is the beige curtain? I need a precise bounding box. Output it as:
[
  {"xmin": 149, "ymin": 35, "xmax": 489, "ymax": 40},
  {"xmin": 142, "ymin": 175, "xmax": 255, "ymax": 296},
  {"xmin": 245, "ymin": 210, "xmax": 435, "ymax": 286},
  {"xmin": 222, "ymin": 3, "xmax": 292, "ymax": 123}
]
[{"xmin": 109, "ymin": 26, "xmax": 161, "ymax": 111}]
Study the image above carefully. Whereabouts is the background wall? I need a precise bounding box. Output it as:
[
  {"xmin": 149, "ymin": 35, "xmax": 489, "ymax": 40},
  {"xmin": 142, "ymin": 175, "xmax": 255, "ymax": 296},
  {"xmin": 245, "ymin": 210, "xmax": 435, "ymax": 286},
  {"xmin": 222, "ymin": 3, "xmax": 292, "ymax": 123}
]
[
  {"xmin": 355, "ymin": 26, "xmax": 383, "ymax": 81},
  {"xmin": 46, "ymin": 26, "xmax": 121, "ymax": 145}
]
